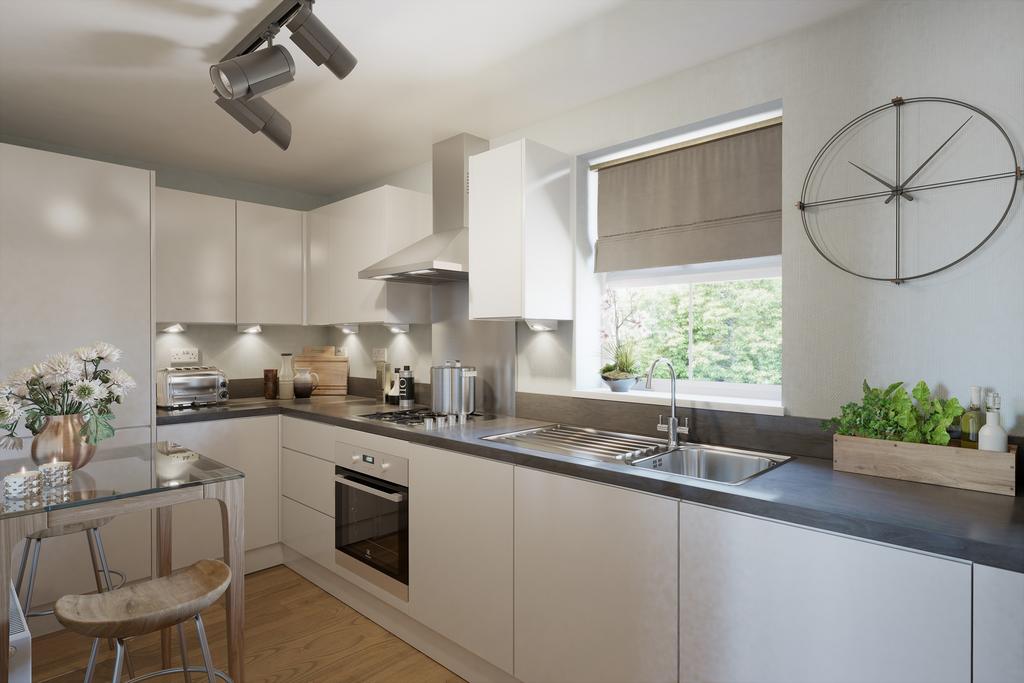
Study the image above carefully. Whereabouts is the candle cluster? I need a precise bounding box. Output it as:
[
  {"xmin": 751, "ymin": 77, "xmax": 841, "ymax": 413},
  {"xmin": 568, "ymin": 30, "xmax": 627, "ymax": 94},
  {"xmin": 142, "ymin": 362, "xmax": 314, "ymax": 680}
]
[{"xmin": 4, "ymin": 458, "xmax": 72, "ymax": 500}]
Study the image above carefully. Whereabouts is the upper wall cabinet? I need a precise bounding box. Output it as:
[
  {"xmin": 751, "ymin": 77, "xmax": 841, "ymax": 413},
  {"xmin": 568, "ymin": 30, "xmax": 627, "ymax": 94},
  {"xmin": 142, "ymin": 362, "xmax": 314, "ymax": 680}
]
[
  {"xmin": 236, "ymin": 200, "xmax": 303, "ymax": 325},
  {"xmin": 308, "ymin": 185, "xmax": 431, "ymax": 325},
  {"xmin": 155, "ymin": 187, "xmax": 236, "ymax": 324},
  {"xmin": 468, "ymin": 139, "xmax": 573, "ymax": 321}
]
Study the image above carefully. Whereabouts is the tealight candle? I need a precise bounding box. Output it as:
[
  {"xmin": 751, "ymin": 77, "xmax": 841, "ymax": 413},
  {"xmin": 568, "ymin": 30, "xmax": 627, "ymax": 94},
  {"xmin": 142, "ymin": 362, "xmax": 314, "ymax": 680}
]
[
  {"xmin": 39, "ymin": 459, "xmax": 73, "ymax": 489},
  {"xmin": 4, "ymin": 467, "xmax": 42, "ymax": 499}
]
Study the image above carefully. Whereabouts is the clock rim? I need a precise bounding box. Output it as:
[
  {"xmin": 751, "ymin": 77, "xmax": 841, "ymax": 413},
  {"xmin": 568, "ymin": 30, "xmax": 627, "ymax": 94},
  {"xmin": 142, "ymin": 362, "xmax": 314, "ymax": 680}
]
[{"xmin": 799, "ymin": 96, "xmax": 1020, "ymax": 283}]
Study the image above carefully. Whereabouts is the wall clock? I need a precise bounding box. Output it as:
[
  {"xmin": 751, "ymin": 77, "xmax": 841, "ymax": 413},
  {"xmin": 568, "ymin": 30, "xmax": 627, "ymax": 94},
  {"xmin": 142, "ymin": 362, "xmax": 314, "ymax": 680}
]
[{"xmin": 799, "ymin": 96, "xmax": 1021, "ymax": 283}]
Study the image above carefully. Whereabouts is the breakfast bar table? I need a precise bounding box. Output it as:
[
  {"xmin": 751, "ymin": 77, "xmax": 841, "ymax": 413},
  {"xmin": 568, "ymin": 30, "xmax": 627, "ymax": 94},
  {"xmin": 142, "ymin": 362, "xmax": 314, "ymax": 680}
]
[{"xmin": 0, "ymin": 442, "xmax": 245, "ymax": 683}]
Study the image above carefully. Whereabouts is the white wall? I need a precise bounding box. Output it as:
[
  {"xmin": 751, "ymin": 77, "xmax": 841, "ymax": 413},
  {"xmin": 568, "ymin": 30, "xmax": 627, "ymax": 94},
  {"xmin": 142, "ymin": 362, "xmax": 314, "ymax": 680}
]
[
  {"xmin": 500, "ymin": 0, "xmax": 1023, "ymax": 433},
  {"xmin": 329, "ymin": 324, "xmax": 432, "ymax": 383}
]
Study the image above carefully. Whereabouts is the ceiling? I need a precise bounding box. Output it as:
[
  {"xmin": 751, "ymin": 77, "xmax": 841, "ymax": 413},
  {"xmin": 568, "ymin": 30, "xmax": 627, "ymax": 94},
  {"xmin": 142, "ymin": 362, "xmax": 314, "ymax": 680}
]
[{"xmin": 0, "ymin": 0, "xmax": 865, "ymax": 198}]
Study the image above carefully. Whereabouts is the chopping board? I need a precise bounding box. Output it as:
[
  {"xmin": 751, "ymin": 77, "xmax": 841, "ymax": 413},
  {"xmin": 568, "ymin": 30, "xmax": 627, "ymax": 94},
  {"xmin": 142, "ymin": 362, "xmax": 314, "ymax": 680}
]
[{"xmin": 294, "ymin": 346, "xmax": 348, "ymax": 395}]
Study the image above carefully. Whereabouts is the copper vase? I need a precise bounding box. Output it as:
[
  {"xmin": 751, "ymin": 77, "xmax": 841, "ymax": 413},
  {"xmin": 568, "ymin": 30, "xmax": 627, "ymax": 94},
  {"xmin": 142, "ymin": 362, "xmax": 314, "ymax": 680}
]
[{"xmin": 30, "ymin": 414, "xmax": 97, "ymax": 469}]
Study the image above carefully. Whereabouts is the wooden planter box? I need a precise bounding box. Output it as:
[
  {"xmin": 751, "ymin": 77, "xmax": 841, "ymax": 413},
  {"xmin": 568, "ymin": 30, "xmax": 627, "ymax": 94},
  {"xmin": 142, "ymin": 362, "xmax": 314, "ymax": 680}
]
[{"xmin": 833, "ymin": 434, "xmax": 1018, "ymax": 496}]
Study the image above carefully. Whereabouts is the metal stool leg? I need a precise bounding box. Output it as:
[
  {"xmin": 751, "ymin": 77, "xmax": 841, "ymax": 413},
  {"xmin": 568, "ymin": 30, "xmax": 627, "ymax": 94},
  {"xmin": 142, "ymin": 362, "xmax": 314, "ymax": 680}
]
[
  {"xmin": 111, "ymin": 640, "xmax": 126, "ymax": 683},
  {"xmin": 22, "ymin": 538, "xmax": 42, "ymax": 616},
  {"xmin": 177, "ymin": 621, "xmax": 193, "ymax": 683},
  {"xmin": 194, "ymin": 615, "xmax": 217, "ymax": 683},
  {"xmin": 83, "ymin": 638, "xmax": 100, "ymax": 683},
  {"xmin": 90, "ymin": 528, "xmax": 136, "ymax": 680},
  {"xmin": 14, "ymin": 539, "xmax": 30, "ymax": 599}
]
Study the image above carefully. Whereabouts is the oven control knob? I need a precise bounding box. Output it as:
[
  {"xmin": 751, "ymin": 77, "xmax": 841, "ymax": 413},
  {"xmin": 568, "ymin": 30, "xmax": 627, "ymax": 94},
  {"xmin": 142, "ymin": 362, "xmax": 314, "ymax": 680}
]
[
  {"xmin": 351, "ymin": 455, "xmax": 360, "ymax": 463},
  {"xmin": 219, "ymin": 390, "xmax": 228, "ymax": 399},
  {"xmin": 381, "ymin": 462, "xmax": 391, "ymax": 471}
]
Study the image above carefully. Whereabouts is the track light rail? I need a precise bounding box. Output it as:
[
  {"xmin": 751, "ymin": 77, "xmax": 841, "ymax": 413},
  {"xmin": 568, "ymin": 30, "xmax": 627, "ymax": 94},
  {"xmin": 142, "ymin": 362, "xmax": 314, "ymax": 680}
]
[{"xmin": 220, "ymin": 0, "xmax": 304, "ymax": 62}]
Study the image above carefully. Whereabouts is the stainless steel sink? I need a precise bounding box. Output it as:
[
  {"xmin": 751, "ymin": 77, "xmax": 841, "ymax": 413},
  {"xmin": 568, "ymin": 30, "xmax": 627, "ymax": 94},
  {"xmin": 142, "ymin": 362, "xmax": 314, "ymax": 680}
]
[
  {"xmin": 631, "ymin": 444, "xmax": 790, "ymax": 485},
  {"xmin": 482, "ymin": 425, "xmax": 671, "ymax": 463}
]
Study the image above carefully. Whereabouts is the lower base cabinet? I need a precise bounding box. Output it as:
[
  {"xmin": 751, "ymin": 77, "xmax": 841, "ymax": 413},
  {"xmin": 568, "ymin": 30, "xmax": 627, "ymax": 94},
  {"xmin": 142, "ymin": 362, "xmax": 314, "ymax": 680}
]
[
  {"xmin": 973, "ymin": 563, "xmax": 1024, "ymax": 683},
  {"xmin": 281, "ymin": 495, "xmax": 335, "ymax": 569},
  {"xmin": 156, "ymin": 416, "xmax": 280, "ymax": 569},
  {"xmin": 679, "ymin": 501, "xmax": 972, "ymax": 683},
  {"xmin": 514, "ymin": 467, "xmax": 679, "ymax": 683}
]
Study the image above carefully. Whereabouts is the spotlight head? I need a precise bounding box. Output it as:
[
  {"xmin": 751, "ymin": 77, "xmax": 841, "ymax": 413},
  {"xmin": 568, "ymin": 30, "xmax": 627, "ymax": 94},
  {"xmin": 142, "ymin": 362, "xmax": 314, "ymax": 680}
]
[
  {"xmin": 215, "ymin": 94, "xmax": 292, "ymax": 150},
  {"xmin": 210, "ymin": 44, "xmax": 295, "ymax": 100},
  {"xmin": 287, "ymin": 2, "xmax": 358, "ymax": 80}
]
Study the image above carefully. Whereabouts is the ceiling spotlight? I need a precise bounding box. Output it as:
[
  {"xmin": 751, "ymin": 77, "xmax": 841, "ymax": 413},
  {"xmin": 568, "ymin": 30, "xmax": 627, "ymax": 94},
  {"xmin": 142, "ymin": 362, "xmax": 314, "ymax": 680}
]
[
  {"xmin": 287, "ymin": 1, "xmax": 358, "ymax": 80},
  {"xmin": 215, "ymin": 95, "xmax": 292, "ymax": 150},
  {"xmin": 210, "ymin": 44, "xmax": 295, "ymax": 100}
]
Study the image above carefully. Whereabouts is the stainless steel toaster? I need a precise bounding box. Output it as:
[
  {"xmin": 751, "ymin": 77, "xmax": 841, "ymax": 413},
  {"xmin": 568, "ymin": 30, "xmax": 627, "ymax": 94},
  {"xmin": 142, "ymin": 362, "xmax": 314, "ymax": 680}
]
[{"xmin": 156, "ymin": 366, "xmax": 228, "ymax": 408}]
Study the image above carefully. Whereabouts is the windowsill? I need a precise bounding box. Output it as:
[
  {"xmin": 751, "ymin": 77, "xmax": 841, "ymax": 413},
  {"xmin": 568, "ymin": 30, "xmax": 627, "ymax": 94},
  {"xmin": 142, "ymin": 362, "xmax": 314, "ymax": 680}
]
[{"xmin": 568, "ymin": 387, "xmax": 785, "ymax": 416}]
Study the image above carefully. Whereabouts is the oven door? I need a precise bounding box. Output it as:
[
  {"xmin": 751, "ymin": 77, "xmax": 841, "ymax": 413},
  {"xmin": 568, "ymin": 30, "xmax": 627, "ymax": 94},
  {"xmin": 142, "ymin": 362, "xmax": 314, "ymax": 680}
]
[{"xmin": 335, "ymin": 468, "xmax": 409, "ymax": 587}]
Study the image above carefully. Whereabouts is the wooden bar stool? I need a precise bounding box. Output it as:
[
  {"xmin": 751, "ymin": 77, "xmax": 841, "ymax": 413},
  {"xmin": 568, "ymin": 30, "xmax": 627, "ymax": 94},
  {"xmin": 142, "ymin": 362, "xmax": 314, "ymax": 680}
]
[{"xmin": 55, "ymin": 559, "xmax": 233, "ymax": 683}]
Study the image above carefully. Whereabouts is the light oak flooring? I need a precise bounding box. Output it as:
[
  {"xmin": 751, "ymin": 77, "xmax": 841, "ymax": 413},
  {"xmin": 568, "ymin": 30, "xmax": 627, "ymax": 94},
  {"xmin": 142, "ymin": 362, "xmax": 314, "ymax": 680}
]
[{"xmin": 33, "ymin": 565, "xmax": 466, "ymax": 683}]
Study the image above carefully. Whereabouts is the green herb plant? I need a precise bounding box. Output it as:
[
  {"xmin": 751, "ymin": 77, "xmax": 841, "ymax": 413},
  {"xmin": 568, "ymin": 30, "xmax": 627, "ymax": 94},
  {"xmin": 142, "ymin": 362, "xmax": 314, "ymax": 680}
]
[
  {"xmin": 824, "ymin": 380, "xmax": 964, "ymax": 446},
  {"xmin": 600, "ymin": 340, "xmax": 641, "ymax": 380}
]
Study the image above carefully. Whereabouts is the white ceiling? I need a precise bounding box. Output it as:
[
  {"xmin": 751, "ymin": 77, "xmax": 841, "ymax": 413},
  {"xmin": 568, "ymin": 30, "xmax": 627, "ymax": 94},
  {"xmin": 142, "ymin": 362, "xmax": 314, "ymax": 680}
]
[{"xmin": 0, "ymin": 0, "xmax": 865, "ymax": 197}]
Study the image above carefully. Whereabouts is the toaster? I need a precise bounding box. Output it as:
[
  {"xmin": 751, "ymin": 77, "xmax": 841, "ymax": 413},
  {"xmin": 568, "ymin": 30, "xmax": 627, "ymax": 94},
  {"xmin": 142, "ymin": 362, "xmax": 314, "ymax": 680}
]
[{"xmin": 156, "ymin": 366, "xmax": 229, "ymax": 408}]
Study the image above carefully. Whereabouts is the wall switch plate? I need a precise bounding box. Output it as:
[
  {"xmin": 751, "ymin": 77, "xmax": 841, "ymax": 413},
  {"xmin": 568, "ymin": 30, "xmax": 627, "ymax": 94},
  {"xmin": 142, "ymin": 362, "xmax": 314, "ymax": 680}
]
[
  {"xmin": 170, "ymin": 347, "xmax": 200, "ymax": 363},
  {"xmin": 371, "ymin": 348, "xmax": 388, "ymax": 363}
]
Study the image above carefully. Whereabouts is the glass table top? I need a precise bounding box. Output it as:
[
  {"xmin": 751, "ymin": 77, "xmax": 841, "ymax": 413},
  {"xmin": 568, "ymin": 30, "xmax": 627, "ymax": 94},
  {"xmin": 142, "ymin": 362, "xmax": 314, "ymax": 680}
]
[{"xmin": 0, "ymin": 442, "xmax": 243, "ymax": 520}]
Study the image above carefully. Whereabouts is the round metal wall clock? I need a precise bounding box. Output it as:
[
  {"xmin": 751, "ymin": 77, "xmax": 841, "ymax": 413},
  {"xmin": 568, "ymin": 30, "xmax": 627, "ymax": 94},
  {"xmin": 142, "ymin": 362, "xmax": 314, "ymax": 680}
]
[{"xmin": 798, "ymin": 96, "xmax": 1021, "ymax": 283}]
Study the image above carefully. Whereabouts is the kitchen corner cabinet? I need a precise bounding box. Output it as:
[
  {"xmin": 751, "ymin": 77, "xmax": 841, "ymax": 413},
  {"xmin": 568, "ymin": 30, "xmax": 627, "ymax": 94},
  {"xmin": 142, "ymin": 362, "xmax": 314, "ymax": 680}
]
[
  {"xmin": 307, "ymin": 185, "xmax": 432, "ymax": 325},
  {"xmin": 468, "ymin": 139, "xmax": 572, "ymax": 321},
  {"xmin": 154, "ymin": 187, "xmax": 236, "ymax": 324},
  {"xmin": 514, "ymin": 467, "xmax": 678, "ymax": 683},
  {"xmin": 678, "ymin": 502, "xmax": 971, "ymax": 683},
  {"xmin": 156, "ymin": 416, "xmax": 279, "ymax": 569},
  {"xmin": 236, "ymin": 200, "xmax": 303, "ymax": 324},
  {"xmin": 973, "ymin": 564, "xmax": 1024, "ymax": 683},
  {"xmin": 408, "ymin": 445, "xmax": 514, "ymax": 675}
]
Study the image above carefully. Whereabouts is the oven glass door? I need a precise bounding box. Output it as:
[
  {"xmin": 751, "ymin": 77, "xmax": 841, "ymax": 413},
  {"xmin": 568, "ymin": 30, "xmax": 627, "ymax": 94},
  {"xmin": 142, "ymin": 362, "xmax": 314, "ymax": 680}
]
[{"xmin": 335, "ymin": 468, "xmax": 409, "ymax": 585}]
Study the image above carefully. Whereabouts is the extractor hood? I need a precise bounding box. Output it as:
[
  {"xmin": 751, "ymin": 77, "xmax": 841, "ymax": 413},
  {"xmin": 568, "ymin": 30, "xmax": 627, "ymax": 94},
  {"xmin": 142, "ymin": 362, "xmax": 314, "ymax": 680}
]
[{"xmin": 358, "ymin": 133, "xmax": 489, "ymax": 284}]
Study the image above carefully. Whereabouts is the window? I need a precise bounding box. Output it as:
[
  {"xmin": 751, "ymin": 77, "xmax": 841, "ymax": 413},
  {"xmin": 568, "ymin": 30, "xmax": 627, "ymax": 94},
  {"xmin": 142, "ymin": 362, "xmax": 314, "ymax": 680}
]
[{"xmin": 600, "ymin": 261, "xmax": 782, "ymax": 396}]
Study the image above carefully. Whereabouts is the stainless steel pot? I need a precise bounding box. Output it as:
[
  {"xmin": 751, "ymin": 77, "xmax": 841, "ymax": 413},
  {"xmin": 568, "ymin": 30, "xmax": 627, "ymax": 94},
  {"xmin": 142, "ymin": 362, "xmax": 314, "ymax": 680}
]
[{"xmin": 430, "ymin": 360, "xmax": 476, "ymax": 415}]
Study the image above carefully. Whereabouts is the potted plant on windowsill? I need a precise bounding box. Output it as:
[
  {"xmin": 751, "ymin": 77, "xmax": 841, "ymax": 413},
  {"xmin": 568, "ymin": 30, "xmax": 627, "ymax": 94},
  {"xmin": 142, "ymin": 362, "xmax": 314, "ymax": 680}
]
[
  {"xmin": 600, "ymin": 341, "xmax": 640, "ymax": 393},
  {"xmin": 824, "ymin": 380, "xmax": 1017, "ymax": 496}
]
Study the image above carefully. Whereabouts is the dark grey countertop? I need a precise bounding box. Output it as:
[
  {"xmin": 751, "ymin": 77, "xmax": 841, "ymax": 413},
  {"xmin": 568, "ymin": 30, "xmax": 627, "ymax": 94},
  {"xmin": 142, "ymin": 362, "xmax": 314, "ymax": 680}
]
[{"xmin": 158, "ymin": 398, "xmax": 1024, "ymax": 573}]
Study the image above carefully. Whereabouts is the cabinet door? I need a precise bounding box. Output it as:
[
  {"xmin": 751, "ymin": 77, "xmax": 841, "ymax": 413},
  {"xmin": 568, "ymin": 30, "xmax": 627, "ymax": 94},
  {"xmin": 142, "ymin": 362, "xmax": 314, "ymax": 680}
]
[
  {"xmin": 154, "ymin": 187, "xmax": 235, "ymax": 324},
  {"xmin": 306, "ymin": 205, "xmax": 333, "ymax": 325},
  {"xmin": 514, "ymin": 467, "xmax": 678, "ymax": 683},
  {"xmin": 157, "ymin": 416, "xmax": 279, "ymax": 569},
  {"xmin": 236, "ymin": 201, "xmax": 303, "ymax": 324},
  {"xmin": 679, "ymin": 502, "xmax": 971, "ymax": 683},
  {"xmin": 0, "ymin": 144, "xmax": 153, "ymax": 430},
  {"xmin": 974, "ymin": 564, "xmax": 1024, "ymax": 683},
  {"xmin": 281, "ymin": 447, "xmax": 334, "ymax": 516},
  {"xmin": 330, "ymin": 188, "xmax": 387, "ymax": 324},
  {"xmin": 281, "ymin": 495, "xmax": 334, "ymax": 568},
  {"xmin": 409, "ymin": 446, "xmax": 514, "ymax": 674}
]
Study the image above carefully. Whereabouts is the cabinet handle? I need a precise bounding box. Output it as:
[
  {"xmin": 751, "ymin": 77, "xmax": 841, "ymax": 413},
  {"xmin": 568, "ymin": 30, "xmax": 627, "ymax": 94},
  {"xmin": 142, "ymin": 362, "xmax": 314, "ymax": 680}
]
[{"xmin": 335, "ymin": 475, "xmax": 404, "ymax": 503}]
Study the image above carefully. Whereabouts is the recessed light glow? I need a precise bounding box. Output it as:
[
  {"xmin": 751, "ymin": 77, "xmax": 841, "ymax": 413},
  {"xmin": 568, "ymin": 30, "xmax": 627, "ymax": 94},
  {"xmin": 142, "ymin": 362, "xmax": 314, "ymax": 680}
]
[
  {"xmin": 526, "ymin": 319, "xmax": 558, "ymax": 332},
  {"xmin": 407, "ymin": 269, "xmax": 435, "ymax": 275},
  {"xmin": 237, "ymin": 324, "xmax": 263, "ymax": 334},
  {"xmin": 162, "ymin": 323, "xmax": 187, "ymax": 334},
  {"xmin": 335, "ymin": 324, "xmax": 360, "ymax": 334},
  {"xmin": 388, "ymin": 324, "xmax": 410, "ymax": 334},
  {"xmin": 374, "ymin": 274, "xmax": 396, "ymax": 280}
]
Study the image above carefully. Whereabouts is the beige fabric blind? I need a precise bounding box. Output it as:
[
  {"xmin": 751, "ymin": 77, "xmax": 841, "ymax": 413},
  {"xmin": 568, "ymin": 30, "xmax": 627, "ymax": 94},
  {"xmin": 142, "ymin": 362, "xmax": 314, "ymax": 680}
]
[{"xmin": 595, "ymin": 123, "xmax": 782, "ymax": 272}]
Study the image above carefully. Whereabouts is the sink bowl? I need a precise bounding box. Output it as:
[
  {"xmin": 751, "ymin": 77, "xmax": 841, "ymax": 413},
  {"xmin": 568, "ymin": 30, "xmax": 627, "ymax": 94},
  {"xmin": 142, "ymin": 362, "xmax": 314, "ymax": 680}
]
[{"xmin": 631, "ymin": 444, "xmax": 790, "ymax": 485}]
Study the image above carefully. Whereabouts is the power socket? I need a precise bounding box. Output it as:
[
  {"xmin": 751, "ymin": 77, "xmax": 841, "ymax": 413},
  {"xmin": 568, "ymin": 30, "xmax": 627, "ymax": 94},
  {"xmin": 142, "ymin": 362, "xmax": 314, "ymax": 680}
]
[
  {"xmin": 170, "ymin": 347, "xmax": 200, "ymax": 363},
  {"xmin": 371, "ymin": 348, "xmax": 387, "ymax": 363}
]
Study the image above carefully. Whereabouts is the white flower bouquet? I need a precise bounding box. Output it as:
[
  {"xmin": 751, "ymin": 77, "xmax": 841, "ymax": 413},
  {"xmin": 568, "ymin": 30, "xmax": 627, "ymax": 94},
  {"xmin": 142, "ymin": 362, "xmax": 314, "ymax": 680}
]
[{"xmin": 0, "ymin": 342, "xmax": 136, "ymax": 449}]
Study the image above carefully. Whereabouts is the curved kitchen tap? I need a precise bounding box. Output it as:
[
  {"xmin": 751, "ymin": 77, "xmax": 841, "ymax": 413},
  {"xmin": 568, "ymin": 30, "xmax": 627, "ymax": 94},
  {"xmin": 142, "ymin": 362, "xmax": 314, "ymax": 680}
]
[{"xmin": 645, "ymin": 357, "xmax": 689, "ymax": 449}]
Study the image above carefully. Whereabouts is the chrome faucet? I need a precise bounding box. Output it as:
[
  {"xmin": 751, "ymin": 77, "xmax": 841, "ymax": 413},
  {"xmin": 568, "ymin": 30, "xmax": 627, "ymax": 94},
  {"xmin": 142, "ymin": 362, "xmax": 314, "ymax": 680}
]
[{"xmin": 645, "ymin": 357, "xmax": 689, "ymax": 449}]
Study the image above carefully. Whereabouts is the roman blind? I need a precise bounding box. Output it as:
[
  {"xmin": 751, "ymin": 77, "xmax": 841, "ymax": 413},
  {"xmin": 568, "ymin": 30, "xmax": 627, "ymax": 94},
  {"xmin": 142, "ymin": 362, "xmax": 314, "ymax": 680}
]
[{"xmin": 595, "ymin": 122, "xmax": 782, "ymax": 272}]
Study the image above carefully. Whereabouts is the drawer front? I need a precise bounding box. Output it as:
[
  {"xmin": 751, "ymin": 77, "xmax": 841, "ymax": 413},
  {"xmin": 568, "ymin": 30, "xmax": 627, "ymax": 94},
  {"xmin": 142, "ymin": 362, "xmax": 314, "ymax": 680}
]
[
  {"xmin": 281, "ymin": 495, "xmax": 334, "ymax": 569},
  {"xmin": 281, "ymin": 416, "xmax": 336, "ymax": 461},
  {"xmin": 281, "ymin": 447, "xmax": 335, "ymax": 517}
]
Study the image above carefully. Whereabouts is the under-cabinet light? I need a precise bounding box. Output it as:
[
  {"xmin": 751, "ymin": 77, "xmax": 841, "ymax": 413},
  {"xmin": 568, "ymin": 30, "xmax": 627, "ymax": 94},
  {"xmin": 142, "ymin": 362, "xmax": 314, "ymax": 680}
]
[
  {"xmin": 335, "ymin": 324, "xmax": 360, "ymax": 334},
  {"xmin": 388, "ymin": 324, "xmax": 410, "ymax": 334},
  {"xmin": 407, "ymin": 269, "xmax": 435, "ymax": 275},
  {"xmin": 161, "ymin": 323, "xmax": 187, "ymax": 334},
  {"xmin": 237, "ymin": 324, "xmax": 263, "ymax": 334},
  {"xmin": 374, "ymin": 274, "xmax": 396, "ymax": 280},
  {"xmin": 525, "ymin": 319, "xmax": 558, "ymax": 332}
]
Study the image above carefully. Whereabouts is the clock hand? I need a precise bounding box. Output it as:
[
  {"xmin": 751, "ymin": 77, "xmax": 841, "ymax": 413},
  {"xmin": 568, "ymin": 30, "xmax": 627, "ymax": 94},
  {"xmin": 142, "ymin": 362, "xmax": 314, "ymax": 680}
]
[
  {"xmin": 848, "ymin": 161, "xmax": 915, "ymax": 202},
  {"xmin": 885, "ymin": 116, "xmax": 972, "ymax": 204}
]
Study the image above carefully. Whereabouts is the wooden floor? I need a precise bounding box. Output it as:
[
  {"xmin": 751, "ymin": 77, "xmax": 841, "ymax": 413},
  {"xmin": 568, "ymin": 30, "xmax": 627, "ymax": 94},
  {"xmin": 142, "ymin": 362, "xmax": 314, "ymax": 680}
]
[{"xmin": 33, "ymin": 565, "xmax": 466, "ymax": 683}]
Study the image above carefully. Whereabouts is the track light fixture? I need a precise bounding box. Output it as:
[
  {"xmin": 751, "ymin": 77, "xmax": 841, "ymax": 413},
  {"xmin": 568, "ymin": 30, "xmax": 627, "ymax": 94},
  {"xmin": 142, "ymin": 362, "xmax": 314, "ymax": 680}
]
[{"xmin": 211, "ymin": 0, "xmax": 357, "ymax": 150}]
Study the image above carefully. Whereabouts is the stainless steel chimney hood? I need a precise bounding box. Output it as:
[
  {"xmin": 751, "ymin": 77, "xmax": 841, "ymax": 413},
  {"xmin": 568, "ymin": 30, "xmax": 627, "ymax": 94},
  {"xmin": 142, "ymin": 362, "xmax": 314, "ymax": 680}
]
[{"xmin": 358, "ymin": 133, "xmax": 489, "ymax": 284}]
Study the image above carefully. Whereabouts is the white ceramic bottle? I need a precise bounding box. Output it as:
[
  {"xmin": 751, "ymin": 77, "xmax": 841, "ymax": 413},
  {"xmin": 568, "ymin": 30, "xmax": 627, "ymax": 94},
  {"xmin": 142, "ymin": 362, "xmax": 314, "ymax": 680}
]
[
  {"xmin": 977, "ymin": 392, "xmax": 1008, "ymax": 453},
  {"xmin": 278, "ymin": 353, "xmax": 295, "ymax": 400}
]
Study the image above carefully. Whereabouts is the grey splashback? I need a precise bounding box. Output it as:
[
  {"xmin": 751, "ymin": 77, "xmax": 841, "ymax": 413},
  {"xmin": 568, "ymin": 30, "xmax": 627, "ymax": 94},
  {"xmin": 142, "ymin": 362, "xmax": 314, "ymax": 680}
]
[{"xmin": 432, "ymin": 281, "xmax": 516, "ymax": 415}]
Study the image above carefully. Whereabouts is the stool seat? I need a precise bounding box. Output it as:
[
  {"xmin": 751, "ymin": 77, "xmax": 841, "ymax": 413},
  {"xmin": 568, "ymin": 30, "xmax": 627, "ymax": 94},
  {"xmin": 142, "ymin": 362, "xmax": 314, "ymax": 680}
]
[
  {"xmin": 28, "ymin": 516, "xmax": 113, "ymax": 540},
  {"xmin": 55, "ymin": 559, "xmax": 231, "ymax": 640}
]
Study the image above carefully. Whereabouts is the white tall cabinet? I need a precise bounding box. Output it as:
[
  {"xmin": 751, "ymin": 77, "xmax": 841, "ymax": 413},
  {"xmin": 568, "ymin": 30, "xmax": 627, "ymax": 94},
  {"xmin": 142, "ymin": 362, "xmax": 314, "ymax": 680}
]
[
  {"xmin": 154, "ymin": 186, "xmax": 236, "ymax": 324},
  {"xmin": 678, "ymin": 501, "xmax": 972, "ymax": 683},
  {"xmin": 236, "ymin": 200, "xmax": 303, "ymax": 325},
  {"xmin": 514, "ymin": 467, "xmax": 679, "ymax": 683},
  {"xmin": 468, "ymin": 139, "xmax": 573, "ymax": 321}
]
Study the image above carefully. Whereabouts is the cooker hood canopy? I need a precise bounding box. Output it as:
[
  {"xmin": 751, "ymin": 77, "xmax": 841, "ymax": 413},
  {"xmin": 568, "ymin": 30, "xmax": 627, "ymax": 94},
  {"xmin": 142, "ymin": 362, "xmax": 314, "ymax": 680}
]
[{"xmin": 358, "ymin": 133, "xmax": 489, "ymax": 284}]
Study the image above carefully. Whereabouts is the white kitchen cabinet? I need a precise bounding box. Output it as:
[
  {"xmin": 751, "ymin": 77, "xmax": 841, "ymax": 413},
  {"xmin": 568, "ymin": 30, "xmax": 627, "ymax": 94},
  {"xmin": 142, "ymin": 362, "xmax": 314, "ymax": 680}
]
[
  {"xmin": 973, "ymin": 564, "xmax": 1024, "ymax": 683},
  {"xmin": 408, "ymin": 445, "xmax": 514, "ymax": 675},
  {"xmin": 468, "ymin": 139, "xmax": 572, "ymax": 321},
  {"xmin": 678, "ymin": 501, "xmax": 971, "ymax": 683},
  {"xmin": 156, "ymin": 416, "xmax": 279, "ymax": 569},
  {"xmin": 281, "ymin": 446, "xmax": 334, "ymax": 516},
  {"xmin": 236, "ymin": 200, "xmax": 303, "ymax": 325},
  {"xmin": 514, "ymin": 467, "xmax": 678, "ymax": 683},
  {"xmin": 154, "ymin": 186, "xmax": 236, "ymax": 324},
  {"xmin": 281, "ymin": 495, "xmax": 335, "ymax": 569},
  {"xmin": 308, "ymin": 185, "xmax": 431, "ymax": 325}
]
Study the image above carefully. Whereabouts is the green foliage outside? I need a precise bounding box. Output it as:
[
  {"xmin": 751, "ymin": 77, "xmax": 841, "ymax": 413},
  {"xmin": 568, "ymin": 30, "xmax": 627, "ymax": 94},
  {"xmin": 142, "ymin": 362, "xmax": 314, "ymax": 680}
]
[
  {"xmin": 601, "ymin": 278, "xmax": 782, "ymax": 384},
  {"xmin": 824, "ymin": 380, "xmax": 964, "ymax": 446}
]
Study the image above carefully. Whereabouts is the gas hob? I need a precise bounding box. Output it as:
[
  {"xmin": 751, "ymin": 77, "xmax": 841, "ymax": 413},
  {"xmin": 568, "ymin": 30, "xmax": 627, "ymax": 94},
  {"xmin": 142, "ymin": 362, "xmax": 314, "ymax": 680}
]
[{"xmin": 360, "ymin": 408, "xmax": 491, "ymax": 430}]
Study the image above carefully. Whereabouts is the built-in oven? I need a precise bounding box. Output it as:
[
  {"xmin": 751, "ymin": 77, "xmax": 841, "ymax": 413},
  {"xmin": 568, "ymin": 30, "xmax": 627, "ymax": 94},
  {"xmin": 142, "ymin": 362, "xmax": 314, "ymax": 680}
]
[{"xmin": 334, "ymin": 444, "xmax": 409, "ymax": 601}]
